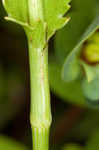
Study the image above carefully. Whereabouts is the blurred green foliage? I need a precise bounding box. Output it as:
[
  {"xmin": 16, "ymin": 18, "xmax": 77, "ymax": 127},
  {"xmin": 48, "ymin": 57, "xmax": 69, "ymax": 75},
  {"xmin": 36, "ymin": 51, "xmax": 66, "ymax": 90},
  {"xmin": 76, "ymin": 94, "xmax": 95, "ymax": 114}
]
[
  {"xmin": 0, "ymin": 136, "xmax": 29, "ymax": 150},
  {"xmin": 62, "ymin": 144, "xmax": 83, "ymax": 150},
  {"xmin": 86, "ymin": 130, "xmax": 99, "ymax": 150},
  {"xmin": 49, "ymin": 0, "xmax": 99, "ymax": 106}
]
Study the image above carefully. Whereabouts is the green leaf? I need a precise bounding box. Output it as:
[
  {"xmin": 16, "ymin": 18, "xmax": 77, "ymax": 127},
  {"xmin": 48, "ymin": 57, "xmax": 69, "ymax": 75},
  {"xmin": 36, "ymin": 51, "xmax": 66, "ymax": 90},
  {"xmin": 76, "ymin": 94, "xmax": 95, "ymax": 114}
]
[
  {"xmin": 82, "ymin": 76, "xmax": 99, "ymax": 101},
  {"xmin": 62, "ymin": 57, "xmax": 80, "ymax": 82},
  {"xmin": 49, "ymin": 62, "xmax": 85, "ymax": 106},
  {"xmin": 55, "ymin": 0, "xmax": 99, "ymax": 82},
  {"xmin": 3, "ymin": 0, "xmax": 28, "ymax": 24},
  {"xmin": 44, "ymin": 0, "xmax": 71, "ymax": 40},
  {"xmin": 3, "ymin": 0, "xmax": 71, "ymax": 40},
  {"xmin": 81, "ymin": 62, "xmax": 99, "ymax": 82},
  {"xmin": 80, "ymin": 61, "xmax": 99, "ymax": 101}
]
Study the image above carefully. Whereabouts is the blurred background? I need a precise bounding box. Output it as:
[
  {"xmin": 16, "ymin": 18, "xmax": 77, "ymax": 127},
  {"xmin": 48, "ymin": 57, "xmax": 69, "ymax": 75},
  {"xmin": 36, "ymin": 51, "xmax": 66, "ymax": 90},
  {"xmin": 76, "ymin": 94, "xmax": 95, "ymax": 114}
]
[{"xmin": 0, "ymin": 0, "xmax": 99, "ymax": 150}]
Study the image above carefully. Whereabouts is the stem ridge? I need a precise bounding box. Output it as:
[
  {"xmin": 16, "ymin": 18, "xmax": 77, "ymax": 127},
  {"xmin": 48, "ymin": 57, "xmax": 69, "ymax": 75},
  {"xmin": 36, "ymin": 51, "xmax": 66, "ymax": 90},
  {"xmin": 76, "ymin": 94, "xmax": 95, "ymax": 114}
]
[{"xmin": 27, "ymin": 33, "xmax": 52, "ymax": 150}]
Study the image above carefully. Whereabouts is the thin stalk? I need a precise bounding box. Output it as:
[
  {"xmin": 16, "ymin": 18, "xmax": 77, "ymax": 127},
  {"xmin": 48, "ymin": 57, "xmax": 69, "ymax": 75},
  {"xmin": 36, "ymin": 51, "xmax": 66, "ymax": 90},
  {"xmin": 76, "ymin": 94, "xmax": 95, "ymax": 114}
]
[{"xmin": 26, "ymin": 32, "xmax": 52, "ymax": 150}]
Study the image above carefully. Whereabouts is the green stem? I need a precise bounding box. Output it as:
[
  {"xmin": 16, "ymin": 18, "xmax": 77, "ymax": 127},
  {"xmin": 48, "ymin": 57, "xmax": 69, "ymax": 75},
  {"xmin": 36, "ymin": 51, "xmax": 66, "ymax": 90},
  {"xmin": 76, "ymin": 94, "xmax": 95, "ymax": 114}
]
[{"xmin": 26, "ymin": 32, "xmax": 52, "ymax": 150}]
